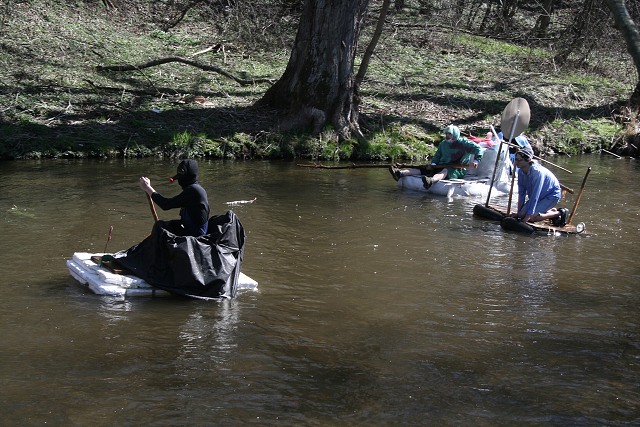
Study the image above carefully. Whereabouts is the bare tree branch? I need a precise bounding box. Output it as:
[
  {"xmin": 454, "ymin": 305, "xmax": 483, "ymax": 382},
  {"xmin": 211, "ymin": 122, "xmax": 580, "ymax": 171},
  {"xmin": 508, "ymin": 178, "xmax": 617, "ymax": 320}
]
[{"xmin": 96, "ymin": 57, "xmax": 274, "ymax": 86}]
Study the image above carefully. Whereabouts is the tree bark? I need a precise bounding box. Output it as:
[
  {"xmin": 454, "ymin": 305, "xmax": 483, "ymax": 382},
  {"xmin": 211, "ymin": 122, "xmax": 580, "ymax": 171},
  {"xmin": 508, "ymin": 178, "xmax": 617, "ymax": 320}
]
[
  {"xmin": 603, "ymin": 0, "xmax": 640, "ymax": 106},
  {"xmin": 257, "ymin": 0, "xmax": 370, "ymax": 139},
  {"xmin": 534, "ymin": 0, "xmax": 555, "ymax": 38}
]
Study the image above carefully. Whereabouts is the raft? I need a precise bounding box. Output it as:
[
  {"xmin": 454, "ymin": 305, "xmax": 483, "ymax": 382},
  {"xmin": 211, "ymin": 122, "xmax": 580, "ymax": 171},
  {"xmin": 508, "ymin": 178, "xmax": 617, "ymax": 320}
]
[
  {"xmin": 67, "ymin": 252, "xmax": 258, "ymax": 298},
  {"xmin": 67, "ymin": 210, "xmax": 259, "ymax": 299},
  {"xmin": 396, "ymin": 143, "xmax": 513, "ymax": 197},
  {"xmin": 500, "ymin": 216, "xmax": 586, "ymax": 235},
  {"xmin": 474, "ymin": 203, "xmax": 586, "ymax": 235}
]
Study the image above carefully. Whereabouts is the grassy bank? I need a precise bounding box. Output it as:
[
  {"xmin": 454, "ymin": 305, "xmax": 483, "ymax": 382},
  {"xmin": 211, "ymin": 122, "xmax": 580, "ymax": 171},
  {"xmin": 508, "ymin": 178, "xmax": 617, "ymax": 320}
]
[{"xmin": 0, "ymin": 2, "xmax": 635, "ymax": 161}]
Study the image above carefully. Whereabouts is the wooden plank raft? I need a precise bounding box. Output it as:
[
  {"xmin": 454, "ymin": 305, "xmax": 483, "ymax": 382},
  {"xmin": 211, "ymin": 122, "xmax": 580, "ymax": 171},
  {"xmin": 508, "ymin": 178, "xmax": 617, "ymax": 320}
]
[{"xmin": 473, "ymin": 204, "xmax": 587, "ymax": 235}]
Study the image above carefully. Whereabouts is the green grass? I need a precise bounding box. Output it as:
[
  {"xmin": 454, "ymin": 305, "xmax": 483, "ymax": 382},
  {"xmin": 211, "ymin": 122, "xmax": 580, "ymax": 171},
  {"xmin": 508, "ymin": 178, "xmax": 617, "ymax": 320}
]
[{"xmin": 0, "ymin": 2, "xmax": 636, "ymax": 160}]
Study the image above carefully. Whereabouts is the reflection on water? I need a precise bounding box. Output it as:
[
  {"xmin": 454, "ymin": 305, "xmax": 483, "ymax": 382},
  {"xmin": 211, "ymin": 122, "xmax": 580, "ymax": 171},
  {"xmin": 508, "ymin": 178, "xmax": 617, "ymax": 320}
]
[{"xmin": 0, "ymin": 157, "xmax": 638, "ymax": 425}]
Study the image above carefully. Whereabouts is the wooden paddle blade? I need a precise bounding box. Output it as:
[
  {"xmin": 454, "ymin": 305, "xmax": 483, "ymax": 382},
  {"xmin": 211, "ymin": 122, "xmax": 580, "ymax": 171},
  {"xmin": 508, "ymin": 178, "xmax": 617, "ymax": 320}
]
[{"xmin": 500, "ymin": 98, "xmax": 531, "ymax": 140}]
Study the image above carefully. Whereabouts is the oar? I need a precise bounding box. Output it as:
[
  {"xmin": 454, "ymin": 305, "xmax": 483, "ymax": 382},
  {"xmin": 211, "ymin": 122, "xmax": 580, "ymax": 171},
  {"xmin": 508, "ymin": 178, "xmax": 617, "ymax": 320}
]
[
  {"xmin": 485, "ymin": 98, "xmax": 531, "ymax": 207},
  {"xmin": 567, "ymin": 167, "xmax": 591, "ymax": 225},
  {"xmin": 146, "ymin": 193, "xmax": 159, "ymax": 222}
]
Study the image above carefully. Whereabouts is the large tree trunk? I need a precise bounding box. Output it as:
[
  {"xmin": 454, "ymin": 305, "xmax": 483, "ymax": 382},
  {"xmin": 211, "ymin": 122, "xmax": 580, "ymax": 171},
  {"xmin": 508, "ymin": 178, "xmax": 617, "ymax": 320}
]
[
  {"xmin": 257, "ymin": 0, "xmax": 370, "ymax": 139},
  {"xmin": 603, "ymin": 0, "xmax": 640, "ymax": 107}
]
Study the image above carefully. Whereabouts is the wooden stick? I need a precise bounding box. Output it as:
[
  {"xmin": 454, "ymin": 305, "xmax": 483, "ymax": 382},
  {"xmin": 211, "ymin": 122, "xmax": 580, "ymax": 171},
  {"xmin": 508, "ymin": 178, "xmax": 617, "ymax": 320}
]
[
  {"xmin": 505, "ymin": 110, "xmax": 520, "ymax": 214},
  {"xmin": 504, "ymin": 140, "xmax": 573, "ymax": 174},
  {"xmin": 484, "ymin": 125, "xmax": 507, "ymax": 207},
  {"xmin": 97, "ymin": 57, "xmax": 274, "ymax": 86},
  {"xmin": 567, "ymin": 167, "xmax": 591, "ymax": 225},
  {"xmin": 507, "ymin": 161, "xmax": 516, "ymax": 215},
  {"xmin": 560, "ymin": 183, "xmax": 574, "ymax": 194},
  {"xmin": 296, "ymin": 162, "xmax": 474, "ymax": 170},
  {"xmin": 146, "ymin": 193, "xmax": 159, "ymax": 222},
  {"xmin": 297, "ymin": 163, "xmax": 393, "ymax": 169},
  {"xmin": 103, "ymin": 225, "xmax": 113, "ymax": 253},
  {"xmin": 601, "ymin": 149, "xmax": 622, "ymax": 159}
]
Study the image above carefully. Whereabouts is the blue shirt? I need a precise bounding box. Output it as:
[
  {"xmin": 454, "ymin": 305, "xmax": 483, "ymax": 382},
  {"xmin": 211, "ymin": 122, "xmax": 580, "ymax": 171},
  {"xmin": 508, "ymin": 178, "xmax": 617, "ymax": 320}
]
[{"xmin": 517, "ymin": 162, "xmax": 562, "ymax": 216}]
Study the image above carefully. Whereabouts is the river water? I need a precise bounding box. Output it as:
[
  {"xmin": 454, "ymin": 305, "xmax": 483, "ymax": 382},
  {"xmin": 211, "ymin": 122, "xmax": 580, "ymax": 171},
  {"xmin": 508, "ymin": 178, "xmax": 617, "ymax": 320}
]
[{"xmin": 0, "ymin": 156, "xmax": 638, "ymax": 426}]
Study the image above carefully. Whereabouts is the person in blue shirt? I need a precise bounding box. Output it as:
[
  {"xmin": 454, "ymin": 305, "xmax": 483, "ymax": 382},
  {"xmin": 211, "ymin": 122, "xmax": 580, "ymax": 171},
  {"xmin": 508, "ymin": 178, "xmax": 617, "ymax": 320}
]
[
  {"xmin": 139, "ymin": 159, "xmax": 210, "ymax": 236},
  {"xmin": 512, "ymin": 146, "xmax": 568, "ymax": 226}
]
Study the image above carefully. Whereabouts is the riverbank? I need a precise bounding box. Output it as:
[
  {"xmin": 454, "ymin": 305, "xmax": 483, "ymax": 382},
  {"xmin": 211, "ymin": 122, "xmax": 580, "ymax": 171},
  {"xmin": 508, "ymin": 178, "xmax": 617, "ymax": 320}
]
[{"xmin": 0, "ymin": 2, "xmax": 637, "ymax": 161}]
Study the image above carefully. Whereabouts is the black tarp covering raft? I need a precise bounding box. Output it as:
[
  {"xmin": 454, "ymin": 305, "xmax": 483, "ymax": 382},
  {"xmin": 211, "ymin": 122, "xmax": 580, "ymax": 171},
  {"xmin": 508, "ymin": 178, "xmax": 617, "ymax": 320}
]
[{"xmin": 114, "ymin": 210, "xmax": 245, "ymax": 299}]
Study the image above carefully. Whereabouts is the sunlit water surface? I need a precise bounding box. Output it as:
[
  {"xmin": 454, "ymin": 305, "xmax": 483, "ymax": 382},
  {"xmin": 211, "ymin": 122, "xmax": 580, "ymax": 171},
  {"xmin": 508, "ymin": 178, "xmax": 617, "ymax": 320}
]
[{"xmin": 0, "ymin": 156, "xmax": 638, "ymax": 426}]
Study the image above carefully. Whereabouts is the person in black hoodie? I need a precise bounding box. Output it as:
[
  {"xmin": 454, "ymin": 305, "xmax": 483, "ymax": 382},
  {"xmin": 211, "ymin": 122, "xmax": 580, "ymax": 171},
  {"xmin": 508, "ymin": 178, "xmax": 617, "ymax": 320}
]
[{"xmin": 139, "ymin": 159, "xmax": 210, "ymax": 236}]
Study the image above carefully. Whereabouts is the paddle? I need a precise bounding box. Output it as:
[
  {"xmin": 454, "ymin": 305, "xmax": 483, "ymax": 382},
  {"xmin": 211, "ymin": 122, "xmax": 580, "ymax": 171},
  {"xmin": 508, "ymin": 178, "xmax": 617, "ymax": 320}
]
[
  {"xmin": 485, "ymin": 98, "xmax": 531, "ymax": 207},
  {"xmin": 146, "ymin": 193, "xmax": 159, "ymax": 222}
]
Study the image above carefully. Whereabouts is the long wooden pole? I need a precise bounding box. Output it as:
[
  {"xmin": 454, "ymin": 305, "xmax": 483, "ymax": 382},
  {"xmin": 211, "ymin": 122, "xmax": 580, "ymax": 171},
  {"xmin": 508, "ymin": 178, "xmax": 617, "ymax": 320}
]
[
  {"xmin": 297, "ymin": 163, "xmax": 474, "ymax": 170},
  {"xmin": 297, "ymin": 163, "xmax": 393, "ymax": 169},
  {"xmin": 502, "ymin": 140, "xmax": 573, "ymax": 174},
  {"xmin": 506, "ymin": 161, "xmax": 517, "ymax": 215},
  {"xmin": 146, "ymin": 193, "xmax": 159, "ymax": 222},
  {"xmin": 567, "ymin": 167, "xmax": 591, "ymax": 225},
  {"xmin": 484, "ymin": 125, "xmax": 509, "ymax": 207}
]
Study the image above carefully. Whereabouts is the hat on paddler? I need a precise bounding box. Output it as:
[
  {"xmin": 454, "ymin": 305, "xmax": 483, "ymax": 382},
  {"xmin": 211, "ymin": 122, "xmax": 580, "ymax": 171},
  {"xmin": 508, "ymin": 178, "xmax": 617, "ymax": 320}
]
[
  {"xmin": 517, "ymin": 145, "xmax": 534, "ymax": 160},
  {"xmin": 443, "ymin": 124, "xmax": 460, "ymax": 139},
  {"xmin": 171, "ymin": 159, "xmax": 199, "ymax": 187}
]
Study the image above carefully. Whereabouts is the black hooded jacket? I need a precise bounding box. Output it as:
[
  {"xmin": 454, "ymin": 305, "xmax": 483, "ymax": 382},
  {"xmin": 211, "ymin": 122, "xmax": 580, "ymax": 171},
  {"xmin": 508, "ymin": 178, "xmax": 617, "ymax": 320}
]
[{"xmin": 151, "ymin": 159, "xmax": 210, "ymax": 236}]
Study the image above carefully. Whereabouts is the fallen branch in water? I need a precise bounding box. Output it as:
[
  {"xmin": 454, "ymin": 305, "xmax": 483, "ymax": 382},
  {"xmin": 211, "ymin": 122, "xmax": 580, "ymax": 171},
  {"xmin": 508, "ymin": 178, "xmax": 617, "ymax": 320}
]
[{"xmin": 601, "ymin": 149, "xmax": 622, "ymax": 159}]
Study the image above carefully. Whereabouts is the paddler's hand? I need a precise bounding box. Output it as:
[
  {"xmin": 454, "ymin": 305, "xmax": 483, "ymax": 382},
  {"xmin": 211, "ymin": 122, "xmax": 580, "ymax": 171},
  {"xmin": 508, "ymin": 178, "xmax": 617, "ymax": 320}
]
[{"xmin": 139, "ymin": 176, "xmax": 155, "ymax": 196}]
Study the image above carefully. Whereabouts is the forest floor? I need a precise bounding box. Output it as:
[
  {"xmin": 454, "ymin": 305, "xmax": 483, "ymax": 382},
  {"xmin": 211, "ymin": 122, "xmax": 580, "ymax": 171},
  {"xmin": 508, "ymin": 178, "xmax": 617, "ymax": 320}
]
[{"xmin": 0, "ymin": 2, "xmax": 637, "ymax": 160}]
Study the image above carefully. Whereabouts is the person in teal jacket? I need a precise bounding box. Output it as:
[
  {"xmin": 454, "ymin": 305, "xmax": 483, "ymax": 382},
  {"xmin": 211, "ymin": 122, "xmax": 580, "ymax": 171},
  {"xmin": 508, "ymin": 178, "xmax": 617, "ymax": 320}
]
[{"xmin": 389, "ymin": 125, "xmax": 484, "ymax": 188}]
